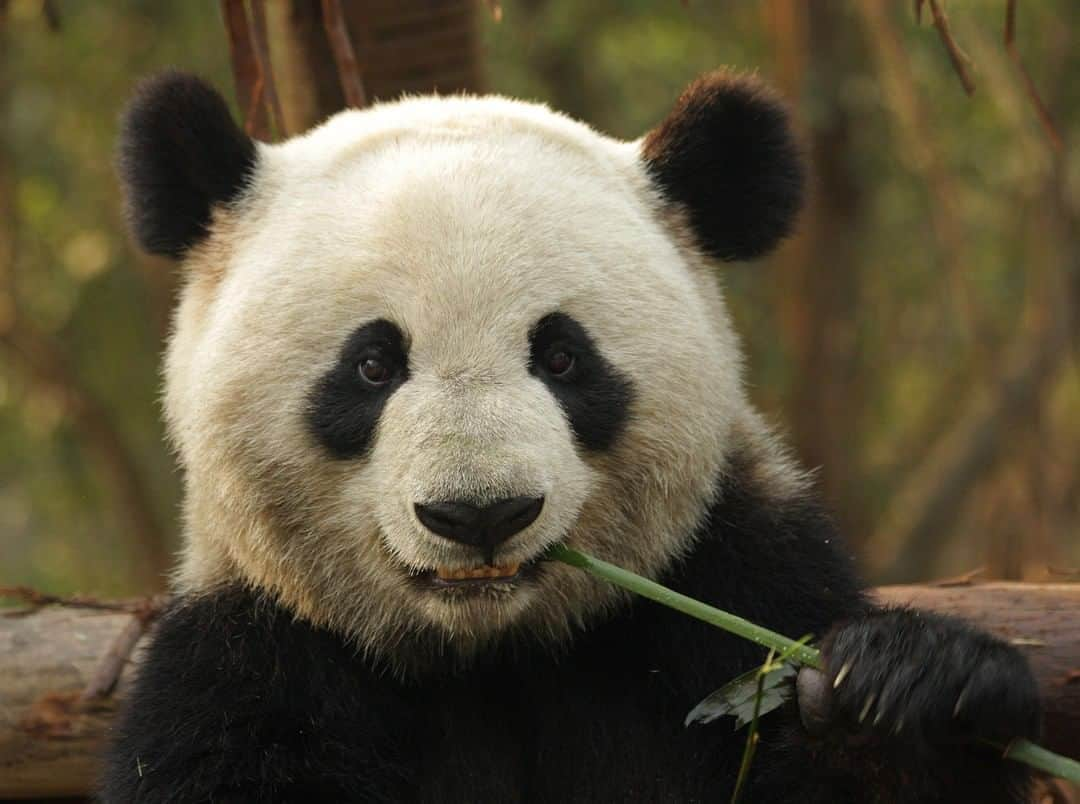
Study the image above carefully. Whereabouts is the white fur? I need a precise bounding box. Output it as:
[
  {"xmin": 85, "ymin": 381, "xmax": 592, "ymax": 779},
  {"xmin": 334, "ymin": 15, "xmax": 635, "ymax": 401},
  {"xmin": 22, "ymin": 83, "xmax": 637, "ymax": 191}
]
[{"xmin": 165, "ymin": 93, "xmax": 793, "ymax": 672}]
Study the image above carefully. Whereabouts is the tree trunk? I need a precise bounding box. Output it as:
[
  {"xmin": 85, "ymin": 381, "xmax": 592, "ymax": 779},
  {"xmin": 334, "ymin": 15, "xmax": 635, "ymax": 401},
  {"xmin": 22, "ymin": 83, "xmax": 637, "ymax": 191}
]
[
  {"xmin": 269, "ymin": 0, "xmax": 481, "ymax": 134},
  {"xmin": 763, "ymin": 0, "xmax": 869, "ymax": 548}
]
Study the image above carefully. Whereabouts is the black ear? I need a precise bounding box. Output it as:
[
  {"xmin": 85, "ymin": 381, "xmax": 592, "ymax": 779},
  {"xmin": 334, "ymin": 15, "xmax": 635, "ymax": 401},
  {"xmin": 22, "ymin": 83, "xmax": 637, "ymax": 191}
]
[
  {"xmin": 118, "ymin": 71, "xmax": 256, "ymax": 259},
  {"xmin": 642, "ymin": 71, "xmax": 805, "ymax": 262}
]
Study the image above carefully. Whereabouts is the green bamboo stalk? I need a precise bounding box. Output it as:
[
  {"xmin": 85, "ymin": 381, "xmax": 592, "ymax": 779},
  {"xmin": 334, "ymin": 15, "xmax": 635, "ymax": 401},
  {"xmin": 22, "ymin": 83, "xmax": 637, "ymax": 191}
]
[
  {"xmin": 729, "ymin": 654, "xmax": 767, "ymax": 804},
  {"xmin": 548, "ymin": 545, "xmax": 824, "ymax": 667},
  {"xmin": 999, "ymin": 740, "xmax": 1080, "ymax": 783},
  {"xmin": 546, "ymin": 544, "xmax": 1080, "ymax": 783}
]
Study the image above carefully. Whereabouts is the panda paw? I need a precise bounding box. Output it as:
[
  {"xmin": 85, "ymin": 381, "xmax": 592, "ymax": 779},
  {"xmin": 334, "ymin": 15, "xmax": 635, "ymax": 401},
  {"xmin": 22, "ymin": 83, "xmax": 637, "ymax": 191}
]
[{"xmin": 796, "ymin": 607, "xmax": 1041, "ymax": 749}]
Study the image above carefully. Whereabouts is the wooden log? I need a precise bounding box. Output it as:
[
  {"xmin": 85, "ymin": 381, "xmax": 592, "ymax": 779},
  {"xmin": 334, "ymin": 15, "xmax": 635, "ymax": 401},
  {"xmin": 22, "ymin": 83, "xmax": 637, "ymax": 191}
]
[
  {"xmin": 0, "ymin": 604, "xmax": 138, "ymax": 799},
  {"xmin": 0, "ymin": 583, "xmax": 1077, "ymax": 799}
]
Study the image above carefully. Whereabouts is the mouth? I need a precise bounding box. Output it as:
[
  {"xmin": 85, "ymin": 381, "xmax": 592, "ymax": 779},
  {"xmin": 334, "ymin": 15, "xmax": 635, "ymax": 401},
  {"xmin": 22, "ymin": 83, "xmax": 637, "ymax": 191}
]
[
  {"xmin": 431, "ymin": 562, "xmax": 522, "ymax": 586},
  {"xmin": 411, "ymin": 556, "xmax": 546, "ymax": 592}
]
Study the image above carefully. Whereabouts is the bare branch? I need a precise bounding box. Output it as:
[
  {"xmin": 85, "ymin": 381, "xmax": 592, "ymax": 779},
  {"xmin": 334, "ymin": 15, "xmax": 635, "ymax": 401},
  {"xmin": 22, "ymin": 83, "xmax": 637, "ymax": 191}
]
[
  {"xmin": 926, "ymin": 0, "xmax": 976, "ymax": 95},
  {"xmin": 78, "ymin": 597, "xmax": 165, "ymax": 703},
  {"xmin": 856, "ymin": 0, "xmax": 978, "ymax": 337},
  {"xmin": 931, "ymin": 566, "xmax": 987, "ymax": 587},
  {"xmin": 220, "ymin": 0, "xmax": 269, "ymax": 139},
  {"xmin": 249, "ymin": 0, "xmax": 285, "ymax": 138},
  {"xmin": 321, "ymin": 0, "xmax": 367, "ymax": 109},
  {"xmin": 1047, "ymin": 565, "xmax": 1080, "ymax": 579},
  {"xmin": 0, "ymin": 587, "xmax": 141, "ymax": 615},
  {"xmin": 1004, "ymin": 0, "xmax": 1064, "ymax": 152}
]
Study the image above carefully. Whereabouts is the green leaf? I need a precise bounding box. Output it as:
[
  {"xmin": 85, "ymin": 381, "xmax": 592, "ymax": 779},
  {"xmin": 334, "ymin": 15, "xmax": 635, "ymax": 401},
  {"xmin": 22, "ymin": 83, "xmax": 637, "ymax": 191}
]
[{"xmin": 684, "ymin": 663, "xmax": 796, "ymax": 729}]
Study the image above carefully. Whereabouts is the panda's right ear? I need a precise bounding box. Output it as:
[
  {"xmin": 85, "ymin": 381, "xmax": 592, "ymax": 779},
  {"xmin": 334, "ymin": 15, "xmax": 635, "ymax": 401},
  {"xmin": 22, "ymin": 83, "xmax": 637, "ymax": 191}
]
[{"xmin": 118, "ymin": 71, "xmax": 257, "ymax": 259}]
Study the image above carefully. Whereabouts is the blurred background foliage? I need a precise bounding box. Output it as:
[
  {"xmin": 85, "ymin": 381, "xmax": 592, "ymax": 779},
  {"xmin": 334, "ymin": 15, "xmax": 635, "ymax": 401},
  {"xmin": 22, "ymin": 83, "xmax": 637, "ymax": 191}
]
[{"xmin": 0, "ymin": 0, "xmax": 1077, "ymax": 596}]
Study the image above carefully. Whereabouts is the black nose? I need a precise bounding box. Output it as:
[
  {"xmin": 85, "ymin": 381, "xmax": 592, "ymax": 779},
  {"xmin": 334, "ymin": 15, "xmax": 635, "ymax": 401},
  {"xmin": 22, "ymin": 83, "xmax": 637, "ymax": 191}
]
[{"xmin": 415, "ymin": 496, "xmax": 544, "ymax": 552}]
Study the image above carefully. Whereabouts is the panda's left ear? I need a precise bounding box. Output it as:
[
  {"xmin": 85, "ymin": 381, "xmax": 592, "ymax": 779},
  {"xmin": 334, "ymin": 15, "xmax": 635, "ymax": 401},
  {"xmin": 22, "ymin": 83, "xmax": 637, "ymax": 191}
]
[
  {"xmin": 641, "ymin": 70, "xmax": 805, "ymax": 262},
  {"xmin": 118, "ymin": 71, "xmax": 257, "ymax": 259}
]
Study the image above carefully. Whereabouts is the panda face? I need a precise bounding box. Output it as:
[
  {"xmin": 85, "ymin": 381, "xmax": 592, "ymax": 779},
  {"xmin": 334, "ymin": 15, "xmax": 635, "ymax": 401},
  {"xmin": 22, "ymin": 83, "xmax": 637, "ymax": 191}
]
[{"xmin": 123, "ymin": 73, "xmax": 803, "ymax": 668}]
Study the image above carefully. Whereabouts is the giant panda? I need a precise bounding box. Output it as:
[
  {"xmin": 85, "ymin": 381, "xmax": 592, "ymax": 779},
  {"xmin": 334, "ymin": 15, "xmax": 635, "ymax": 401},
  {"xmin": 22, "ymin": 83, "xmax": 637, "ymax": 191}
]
[{"xmin": 102, "ymin": 69, "xmax": 1041, "ymax": 803}]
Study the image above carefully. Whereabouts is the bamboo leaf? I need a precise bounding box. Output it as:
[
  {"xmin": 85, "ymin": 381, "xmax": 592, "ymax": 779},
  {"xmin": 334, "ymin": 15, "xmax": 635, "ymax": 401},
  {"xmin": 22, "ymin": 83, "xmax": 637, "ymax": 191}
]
[{"xmin": 685, "ymin": 663, "xmax": 796, "ymax": 728}]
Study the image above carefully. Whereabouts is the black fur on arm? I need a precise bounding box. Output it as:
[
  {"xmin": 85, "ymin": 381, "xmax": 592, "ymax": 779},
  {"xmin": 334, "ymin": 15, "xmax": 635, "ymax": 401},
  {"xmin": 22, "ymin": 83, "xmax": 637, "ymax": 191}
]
[
  {"xmin": 670, "ymin": 453, "xmax": 1040, "ymax": 803},
  {"xmin": 99, "ymin": 588, "xmax": 417, "ymax": 803},
  {"xmin": 117, "ymin": 71, "xmax": 256, "ymax": 259}
]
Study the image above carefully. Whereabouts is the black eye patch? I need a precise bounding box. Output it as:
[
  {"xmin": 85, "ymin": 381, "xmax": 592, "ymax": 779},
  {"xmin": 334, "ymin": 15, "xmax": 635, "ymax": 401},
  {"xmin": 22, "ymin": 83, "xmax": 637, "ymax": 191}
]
[
  {"xmin": 528, "ymin": 312, "xmax": 634, "ymax": 452},
  {"xmin": 307, "ymin": 320, "xmax": 409, "ymax": 460}
]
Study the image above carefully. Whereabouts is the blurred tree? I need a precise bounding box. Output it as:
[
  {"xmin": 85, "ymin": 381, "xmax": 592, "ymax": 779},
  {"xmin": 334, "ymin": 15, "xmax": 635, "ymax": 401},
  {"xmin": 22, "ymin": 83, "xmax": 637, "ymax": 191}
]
[
  {"xmin": 762, "ymin": 0, "xmax": 870, "ymax": 546},
  {"xmin": 0, "ymin": 1, "xmax": 1077, "ymax": 598},
  {"xmin": 269, "ymin": 0, "xmax": 481, "ymax": 132}
]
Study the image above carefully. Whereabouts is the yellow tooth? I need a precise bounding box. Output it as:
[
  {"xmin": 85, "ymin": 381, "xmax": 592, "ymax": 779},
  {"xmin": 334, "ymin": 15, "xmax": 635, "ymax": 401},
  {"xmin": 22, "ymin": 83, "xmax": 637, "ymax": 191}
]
[{"xmin": 434, "ymin": 563, "xmax": 523, "ymax": 580}]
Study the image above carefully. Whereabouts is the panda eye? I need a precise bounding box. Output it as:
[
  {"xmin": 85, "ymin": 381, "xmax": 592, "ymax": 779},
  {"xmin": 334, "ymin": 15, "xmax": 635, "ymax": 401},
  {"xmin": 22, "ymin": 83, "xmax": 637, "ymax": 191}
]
[
  {"xmin": 545, "ymin": 349, "xmax": 575, "ymax": 378},
  {"xmin": 358, "ymin": 356, "xmax": 394, "ymax": 386}
]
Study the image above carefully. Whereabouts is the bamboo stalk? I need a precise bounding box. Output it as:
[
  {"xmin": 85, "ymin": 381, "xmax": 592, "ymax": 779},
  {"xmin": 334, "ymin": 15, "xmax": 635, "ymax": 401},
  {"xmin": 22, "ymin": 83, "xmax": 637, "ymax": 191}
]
[
  {"xmin": 548, "ymin": 544, "xmax": 821, "ymax": 667},
  {"xmin": 547, "ymin": 545, "xmax": 1080, "ymax": 783}
]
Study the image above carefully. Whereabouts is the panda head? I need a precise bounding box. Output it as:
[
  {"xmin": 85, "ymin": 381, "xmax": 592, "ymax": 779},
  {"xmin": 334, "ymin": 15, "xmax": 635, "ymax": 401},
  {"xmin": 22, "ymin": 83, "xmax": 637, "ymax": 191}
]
[{"xmin": 120, "ymin": 70, "xmax": 804, "ymax": 670}]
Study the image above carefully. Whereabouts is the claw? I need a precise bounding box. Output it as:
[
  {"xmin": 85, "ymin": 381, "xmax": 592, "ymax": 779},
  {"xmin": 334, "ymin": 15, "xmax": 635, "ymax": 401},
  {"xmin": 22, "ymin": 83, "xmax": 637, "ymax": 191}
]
[
  {"xmin": 833, "ymin": 661, "xmax": 852, "ymax": 689},
  {"xmin": 953, "ymin": 684, "xmax": 969, "ymax": 718},
  {"xmin": 858, "ymin": 693, "xmax": 877, "ymax": 724}
]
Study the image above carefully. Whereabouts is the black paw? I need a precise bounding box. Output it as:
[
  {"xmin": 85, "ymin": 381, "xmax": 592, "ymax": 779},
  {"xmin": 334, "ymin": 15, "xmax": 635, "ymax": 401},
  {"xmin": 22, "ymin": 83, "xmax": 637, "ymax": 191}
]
[{"xmin": 797, "ymin": 608, "xmax": 1041, "ymax": 748}]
